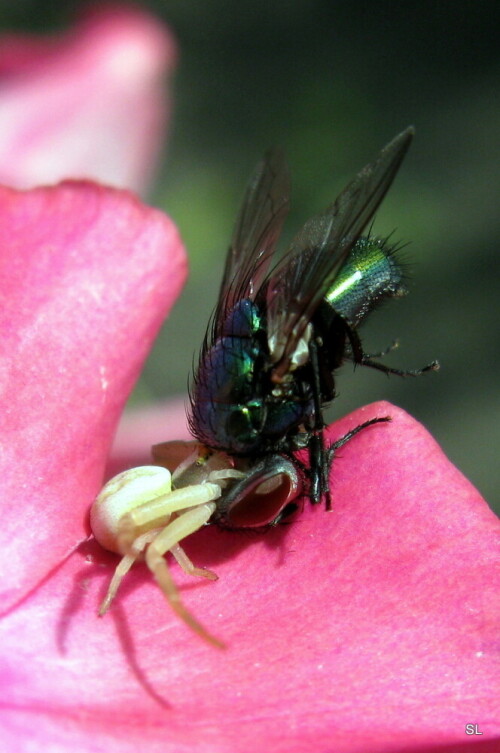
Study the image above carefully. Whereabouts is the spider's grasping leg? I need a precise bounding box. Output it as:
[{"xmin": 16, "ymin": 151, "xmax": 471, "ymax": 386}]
[
  {"xmin": 144, "ymin": 502, "xmax": 225, "ymax": 648},
  {"xmin": 116, "ymin": 481, "xmax": 222, "ymax": 557}
]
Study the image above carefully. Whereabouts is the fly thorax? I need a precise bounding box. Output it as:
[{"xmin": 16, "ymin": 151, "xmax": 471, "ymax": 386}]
[
  {"xmin": 190, "ymin": 298, "xmax": 268, "ymax": 453},
  {"xmin": 221, "ymin": 298, "xmax": 262, "ymax": 338},
  {"xmin": 224, "ymin": 400, "xmax": 265, "ymax": 452}
]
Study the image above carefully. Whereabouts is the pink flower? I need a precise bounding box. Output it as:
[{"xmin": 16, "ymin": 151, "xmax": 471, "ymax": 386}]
[
  {"xmin": 1, "ymin": 181, "xmax": 499, "ymax": 752},
  {"xmin": 0, "ymin": 5, "xmax": 176, "ymax": 193}
]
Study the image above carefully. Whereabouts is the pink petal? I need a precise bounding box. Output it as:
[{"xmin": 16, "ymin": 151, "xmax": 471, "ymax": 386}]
[
  {"xmin": 107, "ymin": 397, "xmax": 191, "ymax": 477},
  {"xmin": 1, "ymin": 400, "xmax": 498, "ymax": 751},
  {"xmin": 0, "ymin": 181, "xmax": 186, "ymax": 612},
  {"xmin": 0, "ymin": 5, "xmax": 176, "ymax": 193}
]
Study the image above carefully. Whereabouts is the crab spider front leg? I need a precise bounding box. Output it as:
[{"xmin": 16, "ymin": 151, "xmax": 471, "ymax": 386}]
[
  {"xmin": 91, "ymin": 463, "xmax": 232, "ymax": 647},
  {"xmin": 143, "ymin": 501, "xmax": 225, "ymax": 648},
  {"xmin": 116, "ymin": 480, "xmax": 222, "ymax": 558}
]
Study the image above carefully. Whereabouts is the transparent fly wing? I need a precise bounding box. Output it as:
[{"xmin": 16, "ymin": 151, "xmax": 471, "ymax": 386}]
[
  {"xmin": 217, "ymin": 147, "xmax": 291, "ymax": 324},
  {"xmin": 265, "ymin": 128, "xmax": 414, "ymax": 379}
]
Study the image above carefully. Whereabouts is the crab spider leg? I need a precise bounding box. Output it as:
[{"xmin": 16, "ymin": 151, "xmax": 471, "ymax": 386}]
[
  {"xmin": 117, "ymin": 482, "xmax": 222, "ymax": 555},
  {"xmin": 170, "ymin": 543, "xmax": 218, "ymax": 581},
  {"xmin": 206, "ymin": 468, "xmax": 245, "ymax": 485},
  {"xmin": 98, "ymin": 529, "xmax": 161, "ymax": 616},
  {"xmin": 144, "ymin": 502, "xmax": 225, "ymax": 648}
]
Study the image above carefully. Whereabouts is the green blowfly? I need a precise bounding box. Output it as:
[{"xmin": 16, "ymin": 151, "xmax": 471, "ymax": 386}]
[{"xmin": 188, "ymin": 127, "xmax": 439, "ymax": 526}]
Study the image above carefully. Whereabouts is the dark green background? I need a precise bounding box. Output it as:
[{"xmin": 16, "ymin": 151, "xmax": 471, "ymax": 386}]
[{"xmin": 3, "ymin": 2, "xmax": 499, "ymax": 511}]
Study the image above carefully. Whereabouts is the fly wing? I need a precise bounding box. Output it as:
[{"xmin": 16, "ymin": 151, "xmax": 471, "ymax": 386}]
[
  {"xmin": 265, "ymin": 128, "xmax": 414, "ymax": 379},
  {"xmin": 217, "ymin": 147, "xmax": 291, "ymax": 323}
]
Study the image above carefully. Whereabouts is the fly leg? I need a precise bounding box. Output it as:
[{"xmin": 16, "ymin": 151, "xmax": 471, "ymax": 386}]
[
  {"xmin": 362, "ymin": 339, "xmax": 399, "ymax": 359},
  {"xmin": 307, "ymin": 338, "xmax": 331, "ymax": 509},
  {"xmin": 346, "ymin": 325, "xmax": 439, "ymax": 376},
  {"xmin": 325, "ymin": 416, "xmax": 392, "ymax": 495},
  {"xmin": 326, "ymin": 416, "xmax": 391, "ymax": 462},
  {"xmin": 359, "ymin": 357, "xmax": 439, "ymax": 377}
]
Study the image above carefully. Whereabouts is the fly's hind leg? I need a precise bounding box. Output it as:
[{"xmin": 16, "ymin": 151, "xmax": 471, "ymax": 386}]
[
  {"xmin": 361, "ymin": 339, "xmax": 399, "ymax": 359},
  {"xmin": 358, "ymin": 357, "xmax": 439, "ymax": 377},
  {"xmin": 346, "ymin": 325, "xmax": 439, "ymax": 376}
]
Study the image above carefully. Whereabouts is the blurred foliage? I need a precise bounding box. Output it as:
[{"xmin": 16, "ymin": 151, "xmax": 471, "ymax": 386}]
[{"xmin": 1, "ymin": 0, "xmax": 499, "ymax": 510}]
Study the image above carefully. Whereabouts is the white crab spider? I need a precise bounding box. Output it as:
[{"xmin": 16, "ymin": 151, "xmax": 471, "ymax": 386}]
[{"xmin": 91, "ymin": 443, "xmax": 243, "ymax": 648}]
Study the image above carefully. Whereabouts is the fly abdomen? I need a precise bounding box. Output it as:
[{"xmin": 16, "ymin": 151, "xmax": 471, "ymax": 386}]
[{"xmin": 326, "ymin": 236, "xmax": 408, "ymax": 328}]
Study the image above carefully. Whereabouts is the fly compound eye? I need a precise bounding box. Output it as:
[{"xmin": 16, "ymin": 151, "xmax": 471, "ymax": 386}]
[
  {"xmin": 225, "ymin": 473, "xmax": 295, "ymax": 528},
  {"xmin": 213, "ymin": 454, "xmax": 303, "ymax": 528}
]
